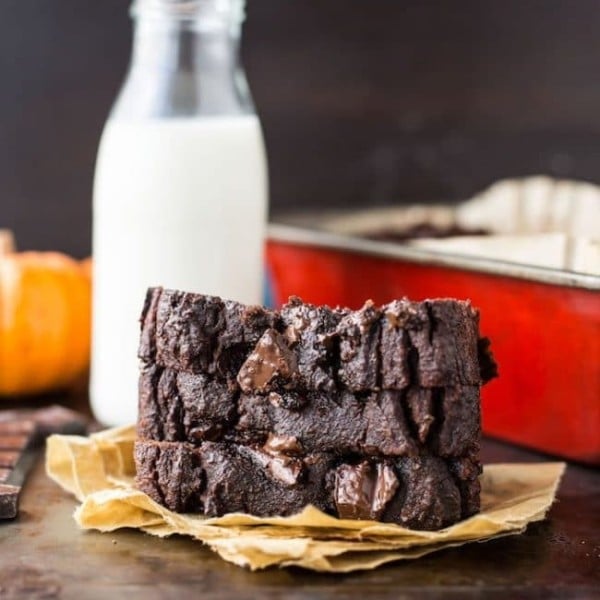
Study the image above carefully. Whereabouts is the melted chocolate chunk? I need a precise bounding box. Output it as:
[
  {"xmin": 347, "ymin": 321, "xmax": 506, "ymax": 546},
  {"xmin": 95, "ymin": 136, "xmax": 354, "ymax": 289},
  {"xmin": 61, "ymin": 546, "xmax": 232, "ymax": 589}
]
[
  {"xmin": 246, "ymin": 433, "xmax": 306, "ymax": 487},
  {"xmin": 267, "ymin": 391, "xmax": 307, "ymax": 411},
  {"xmin": 266, "ymin": 455, "xmax": 304, "ymax": 487},
  {"xmin": 334, "ymin": 461, "xmax": 399, "ymax": 520},
  {"xmin": 237, "ymin": 329, "xmax": 298, "ymax": 393},
  {"xmin": 372, "ymin": 463, "xmax": 401, "ymax": 517},
  {"xmin": 264, "ymin": 433, "xmax": 303, "ymax": 455}
]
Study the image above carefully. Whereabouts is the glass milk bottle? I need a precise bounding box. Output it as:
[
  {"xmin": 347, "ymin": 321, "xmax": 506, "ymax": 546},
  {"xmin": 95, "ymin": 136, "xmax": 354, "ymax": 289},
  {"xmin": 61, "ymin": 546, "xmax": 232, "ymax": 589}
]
[{"xmin": 91, "ymin": 0, "xmax": 268, "ymax": 425}]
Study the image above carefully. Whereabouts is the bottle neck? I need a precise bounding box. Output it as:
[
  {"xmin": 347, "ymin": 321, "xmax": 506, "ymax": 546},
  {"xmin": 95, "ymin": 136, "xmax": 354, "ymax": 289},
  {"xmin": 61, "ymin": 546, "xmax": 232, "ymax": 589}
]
[
  {"xmin": 130, "ymin": 16, "xmax": 241, "ymax": 75},
  {"xmin": 112, "ymin": 1, "xmax": 252, "ymax": 120},
  {"xmin": 130, "ymin": 0, "xmax": 245, "ymax": 28}
]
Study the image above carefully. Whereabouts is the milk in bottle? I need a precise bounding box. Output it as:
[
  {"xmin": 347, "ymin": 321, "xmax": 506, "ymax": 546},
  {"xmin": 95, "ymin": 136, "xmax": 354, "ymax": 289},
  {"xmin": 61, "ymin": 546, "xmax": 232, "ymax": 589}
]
[{"xmin": 91, "ymin": 0, "xmax": 267, "ymax": 425}]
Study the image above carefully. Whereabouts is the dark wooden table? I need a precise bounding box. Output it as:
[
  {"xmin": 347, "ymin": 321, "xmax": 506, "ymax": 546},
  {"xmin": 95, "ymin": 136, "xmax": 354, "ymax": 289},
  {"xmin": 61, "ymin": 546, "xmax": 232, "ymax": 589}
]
[{"xmin": 0, "ymin": 399, "xmax": 598, "ymax": 599}]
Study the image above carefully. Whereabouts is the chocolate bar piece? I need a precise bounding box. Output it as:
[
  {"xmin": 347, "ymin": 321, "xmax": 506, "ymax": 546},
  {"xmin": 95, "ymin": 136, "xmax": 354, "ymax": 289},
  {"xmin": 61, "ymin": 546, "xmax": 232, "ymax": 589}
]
[
  {"xmin": 0, "ymin": 417, "xmax": 35, "ymax": 520},
  {"xmin": 0, "ymin": 405, "xmax": 88, "ymax": 440},
  {"xmin": 0, "ymin": 406, "xmax": 89, "ymax": 519},
  {"xmin": 0, "ymin": 484, "xmax": 19, "ymax": 520}
]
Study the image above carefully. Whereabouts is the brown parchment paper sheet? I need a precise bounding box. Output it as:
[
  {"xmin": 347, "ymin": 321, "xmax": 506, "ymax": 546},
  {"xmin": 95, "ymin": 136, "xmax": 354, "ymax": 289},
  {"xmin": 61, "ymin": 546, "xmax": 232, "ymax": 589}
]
[{"xmin": 45, "ymin": 426, "xmax": 565, "ymax": 572}]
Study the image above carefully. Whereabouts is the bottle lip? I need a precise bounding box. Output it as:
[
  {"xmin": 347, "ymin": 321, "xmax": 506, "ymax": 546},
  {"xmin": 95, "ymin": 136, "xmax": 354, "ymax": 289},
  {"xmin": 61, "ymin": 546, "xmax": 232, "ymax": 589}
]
[{"xmin": 130, "ymin": 0, "xmax": 246, "ymax": 23}]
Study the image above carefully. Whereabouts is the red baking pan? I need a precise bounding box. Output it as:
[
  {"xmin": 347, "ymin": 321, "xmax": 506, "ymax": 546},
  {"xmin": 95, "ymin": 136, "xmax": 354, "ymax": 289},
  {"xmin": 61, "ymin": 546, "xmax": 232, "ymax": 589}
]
[{"xmin": 265, "ymin": 223, "xmax": 600, "ymax": 466}]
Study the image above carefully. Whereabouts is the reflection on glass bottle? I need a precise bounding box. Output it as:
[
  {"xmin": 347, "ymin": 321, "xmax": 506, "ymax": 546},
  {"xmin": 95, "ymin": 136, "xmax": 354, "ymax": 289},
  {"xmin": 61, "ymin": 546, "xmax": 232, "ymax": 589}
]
[{"xmin": 91, "ymin": 0, "xmax": 268, "ymax": 426}]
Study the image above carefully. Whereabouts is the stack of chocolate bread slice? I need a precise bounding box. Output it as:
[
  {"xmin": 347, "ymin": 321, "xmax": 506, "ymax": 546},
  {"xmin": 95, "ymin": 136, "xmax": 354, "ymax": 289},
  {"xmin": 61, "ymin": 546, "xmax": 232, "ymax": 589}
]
[{"xmin": 135, "ymin": 288, "xmax": 496, "ymax": 530}]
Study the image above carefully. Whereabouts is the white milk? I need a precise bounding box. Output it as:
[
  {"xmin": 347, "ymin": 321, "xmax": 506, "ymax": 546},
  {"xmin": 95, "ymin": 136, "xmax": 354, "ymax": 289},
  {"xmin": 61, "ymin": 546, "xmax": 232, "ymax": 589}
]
[{"xmin": 91, "ymin": 115, "xmax": 267, "ymax": 426}]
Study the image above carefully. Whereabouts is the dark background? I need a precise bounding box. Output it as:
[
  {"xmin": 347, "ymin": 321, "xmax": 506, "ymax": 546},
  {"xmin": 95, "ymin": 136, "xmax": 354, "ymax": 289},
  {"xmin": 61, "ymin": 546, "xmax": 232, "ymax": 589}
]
[{"xmin": 2, "ymin": 0, "xmax": 600, "ymax": 258}]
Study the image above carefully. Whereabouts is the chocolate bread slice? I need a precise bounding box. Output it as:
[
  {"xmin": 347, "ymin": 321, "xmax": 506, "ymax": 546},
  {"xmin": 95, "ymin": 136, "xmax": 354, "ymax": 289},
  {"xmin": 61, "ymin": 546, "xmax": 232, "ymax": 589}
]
[
  {"xmin": 139, "ymin": 289, "xmax": 495, "ymax": 392},
  {"xmin": 135, "ymin": 439, "xmax": 480, "ymax": 529},
  {"xmin": 135, "ymin": 288, "xmax": 496, "ymax": 530},
  {"xmin": 139, "ymin": 367, "xmax": 479, "ymax": 459}
]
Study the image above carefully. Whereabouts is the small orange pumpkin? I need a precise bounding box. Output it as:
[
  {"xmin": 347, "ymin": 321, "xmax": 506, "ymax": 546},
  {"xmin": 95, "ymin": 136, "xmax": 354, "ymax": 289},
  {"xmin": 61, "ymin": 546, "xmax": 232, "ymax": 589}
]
[{"xmin": 0, "ymin": 230, "xmax": 91, "ymax": 396}]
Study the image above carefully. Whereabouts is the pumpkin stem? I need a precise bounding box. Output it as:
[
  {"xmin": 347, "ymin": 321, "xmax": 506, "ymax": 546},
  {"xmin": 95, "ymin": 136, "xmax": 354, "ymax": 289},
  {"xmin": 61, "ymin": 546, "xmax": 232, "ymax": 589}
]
[{"xmin": 0, "ymin": 229, "xmax": 16, "ymax": 255}]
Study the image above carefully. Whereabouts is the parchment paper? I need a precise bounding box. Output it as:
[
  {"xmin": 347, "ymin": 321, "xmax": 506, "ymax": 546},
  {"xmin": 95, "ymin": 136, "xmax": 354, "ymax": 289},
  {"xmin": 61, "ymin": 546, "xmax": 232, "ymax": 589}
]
[{"xmin": 46, "ymin": 426, "xmax": 565, "ymax": 572}]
